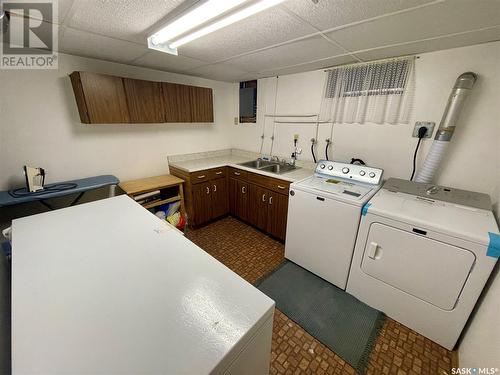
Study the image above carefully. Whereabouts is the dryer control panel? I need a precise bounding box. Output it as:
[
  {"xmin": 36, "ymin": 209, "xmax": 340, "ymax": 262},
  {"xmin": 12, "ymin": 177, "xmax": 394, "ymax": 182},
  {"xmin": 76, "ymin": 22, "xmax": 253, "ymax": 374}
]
[
  {"xmin": 314, "ymin": 160, "xmax": 383, "ymax": 185},
  {"xmin": 383, "ymin": 178, "xmax": 492, "ymax": 210}
]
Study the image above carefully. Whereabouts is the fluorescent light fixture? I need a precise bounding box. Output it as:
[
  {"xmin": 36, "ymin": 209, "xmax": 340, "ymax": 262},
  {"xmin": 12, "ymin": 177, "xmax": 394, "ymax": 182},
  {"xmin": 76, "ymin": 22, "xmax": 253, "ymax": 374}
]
[
  {"xmin": 147, "ymin": 0, "xmax": 285, "ymax": 55},
  {"xmin": 170, "ymin": 0, "xmax": 285, "ymax": 48},
  {"xmin": 149, "ymin": 0, "xmax": 248, "ymax": 46}
]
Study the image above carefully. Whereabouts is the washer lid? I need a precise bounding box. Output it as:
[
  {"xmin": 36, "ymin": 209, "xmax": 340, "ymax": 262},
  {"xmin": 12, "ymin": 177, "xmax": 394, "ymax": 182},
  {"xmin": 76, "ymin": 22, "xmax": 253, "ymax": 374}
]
[
  {"xmin": 367, "ymin": 188, "xmax": 499, "ymax": 246},
  {"xmin": 293, "ymin": 175, "xmax": 378, "ymax": 204}
]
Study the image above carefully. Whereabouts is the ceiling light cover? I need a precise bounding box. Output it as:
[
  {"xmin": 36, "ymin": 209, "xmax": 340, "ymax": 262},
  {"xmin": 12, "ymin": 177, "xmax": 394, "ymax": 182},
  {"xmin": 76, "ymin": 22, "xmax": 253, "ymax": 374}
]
[
  {"xmin": 147, "ymin": 0, "xmax": 286, "ymax": 55},
  {"xmin": 149, "ymin": 0, "xmax": 248, "ymax": 46},
  {"xmin": 170, "ymin": 0, "xmax": 286, "ymax": 49}
]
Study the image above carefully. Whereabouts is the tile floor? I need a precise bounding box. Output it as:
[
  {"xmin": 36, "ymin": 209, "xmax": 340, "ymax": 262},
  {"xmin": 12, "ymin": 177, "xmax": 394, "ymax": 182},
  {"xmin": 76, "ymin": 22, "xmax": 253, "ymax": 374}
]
[{"xmin": 186, "ymin": 217, "xmax": 455, "ymax": 375}]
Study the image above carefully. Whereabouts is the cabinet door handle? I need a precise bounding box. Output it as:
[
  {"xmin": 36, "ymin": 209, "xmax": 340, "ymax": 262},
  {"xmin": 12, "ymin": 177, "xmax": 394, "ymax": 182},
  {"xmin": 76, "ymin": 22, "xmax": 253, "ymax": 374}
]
[
  {"xmin": 234, "ymin": 172, "xmax": 241, "ymax": 176},
  {"xmin": 241, "ymin": 186, "xmax": 246, "ymax": 194},
  {"xmin": 262, "ymin": 193, "xmax": 266, "ymax": 202},
  {"xmin": 277, "ymin": 185, "xmax": 286, "ymax": 190},
  {"xmin": 269, "ymin": 196, "xmax": 273, "ymax": 205},
  {"xmin": 206, "ymin": 186, "xmax": 210, "ymax": 194},
  {"xmin": 197, "ymin": 175, "xmax": 206, "ymax": 179},
  {"xmin": 213, "ymin": 184, "xmax": 217, "ymax": 192},
  {"xmin": 215, "ymin": 171, "xmax": 222, "ymax": 175}
]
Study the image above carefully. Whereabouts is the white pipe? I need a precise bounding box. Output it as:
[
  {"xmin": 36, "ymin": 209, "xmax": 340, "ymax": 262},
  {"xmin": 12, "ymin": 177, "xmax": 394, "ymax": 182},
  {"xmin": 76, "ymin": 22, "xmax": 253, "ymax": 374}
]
[{"xmin": 414, "ymin": 72, "xmax": 477, "ymax": 183}]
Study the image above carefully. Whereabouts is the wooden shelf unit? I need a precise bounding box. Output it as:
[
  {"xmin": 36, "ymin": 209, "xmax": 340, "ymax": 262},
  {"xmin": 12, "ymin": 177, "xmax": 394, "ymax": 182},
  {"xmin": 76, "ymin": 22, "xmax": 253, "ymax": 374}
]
[{"xmin": 119, "ymin": 175, "xmax": 185, "ymax": 216}]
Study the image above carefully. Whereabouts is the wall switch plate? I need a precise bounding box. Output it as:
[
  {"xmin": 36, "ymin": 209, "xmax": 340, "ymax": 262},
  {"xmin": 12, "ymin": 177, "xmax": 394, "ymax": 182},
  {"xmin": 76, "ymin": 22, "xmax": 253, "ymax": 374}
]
[{"xmin": 413, "ymin": 121, "xmax": 435, "ymax": 138}]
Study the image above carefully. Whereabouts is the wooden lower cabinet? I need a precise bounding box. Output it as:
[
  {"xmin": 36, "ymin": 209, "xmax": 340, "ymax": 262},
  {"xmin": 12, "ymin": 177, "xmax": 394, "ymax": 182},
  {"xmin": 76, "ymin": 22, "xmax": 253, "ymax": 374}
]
[
  {"xmin": 267, "ymin": 192, "xmax": 288, "ymax": 241},
  {"xmin": 211, "ymin": 177, "xmax": 229, "ymax": 219},
  {"xmin": 229, "ymin": 178, "xmax": 248, "ymax": 221},
  {"xmin": 172, "ymin": 165, "xmax": 289, "ymax": 240},
  {"xmin": 192, "ymin": 182, "xmax": 212, "ymax": 225},
  {"xmin": 170, "ymin": 166, "xmax": 229, "ymax": 226},
  {"xmin": 247, "ymin": 183, "xmax": 288, "ymax": 241},
  {"xmin": 248, "ymin": 184, "xmax": 269, "ymax": 232}
]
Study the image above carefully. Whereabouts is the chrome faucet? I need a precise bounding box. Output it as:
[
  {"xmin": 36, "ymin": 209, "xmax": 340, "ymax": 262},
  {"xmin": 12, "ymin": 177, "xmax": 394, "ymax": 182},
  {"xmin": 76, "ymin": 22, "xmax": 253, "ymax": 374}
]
[{"xmin": 290, "ymin": 140, "xmax": 302, "ymax": 166}]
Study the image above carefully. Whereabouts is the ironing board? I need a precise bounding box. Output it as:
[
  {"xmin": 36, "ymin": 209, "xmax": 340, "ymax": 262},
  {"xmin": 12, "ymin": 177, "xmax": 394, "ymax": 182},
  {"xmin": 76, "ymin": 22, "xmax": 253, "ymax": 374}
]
[{"xmin": 0, "ymin": 175, "xmax": 119, "ymax": 209}]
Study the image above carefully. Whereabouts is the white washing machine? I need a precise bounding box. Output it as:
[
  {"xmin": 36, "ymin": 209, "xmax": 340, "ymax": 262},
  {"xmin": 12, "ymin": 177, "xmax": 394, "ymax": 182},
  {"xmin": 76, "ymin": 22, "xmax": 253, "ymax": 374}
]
[
  {"xmin": 346, "ymin": 178, "xmax": 499, "ymax": 350},
  {"xmin": 285, "ymin": 160, "xmax": 383, "ymax": 290}
]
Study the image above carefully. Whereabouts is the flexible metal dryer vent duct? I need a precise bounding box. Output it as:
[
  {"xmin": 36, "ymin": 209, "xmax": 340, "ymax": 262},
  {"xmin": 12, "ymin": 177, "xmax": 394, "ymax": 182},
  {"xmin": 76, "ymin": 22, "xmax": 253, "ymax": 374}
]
[{"xmin": 414, "ymin": 72, "xmax": 477, "ymax": 183}]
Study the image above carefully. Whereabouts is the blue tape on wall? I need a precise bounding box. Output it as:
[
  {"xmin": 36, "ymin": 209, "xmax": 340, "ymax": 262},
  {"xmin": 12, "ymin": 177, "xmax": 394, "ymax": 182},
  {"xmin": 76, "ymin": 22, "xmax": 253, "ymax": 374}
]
[
  {"xmin": 361, "ymin": 203, "xmax": 371, "ymax": 216},
  {"xmin": 487, "ymin": 232, "xmax": 500, "ymax": 258}
]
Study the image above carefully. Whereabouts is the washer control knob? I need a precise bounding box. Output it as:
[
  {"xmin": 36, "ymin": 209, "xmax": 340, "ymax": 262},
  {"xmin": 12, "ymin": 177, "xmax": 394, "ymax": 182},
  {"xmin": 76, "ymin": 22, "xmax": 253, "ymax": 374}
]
[
  {"xmin": 369, "ymin": 172, "xmax": 376, "ymax": 178},
  {"xmin": 328, "ymin": 165, "xmax": 333, "ymax": 170},
  {"xmin": 342, "ymin": 167, "xmax": 350, "ymax": 174},
  {"xmin": 320, "ymin": 164, "xmax": 326, "ymax": 169},
  {"xmin": 359, "ymin": 170, "xmax": 366, "ymax": 176}
]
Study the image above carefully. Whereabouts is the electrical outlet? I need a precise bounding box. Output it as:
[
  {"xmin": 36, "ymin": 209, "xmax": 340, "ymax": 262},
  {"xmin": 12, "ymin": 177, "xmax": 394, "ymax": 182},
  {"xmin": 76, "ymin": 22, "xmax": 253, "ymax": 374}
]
[
  {"xmin": 412, "ymin": 121, "xmax": 435, "ymax": 138},
  {"xmin": 294, "ymin": 134, "xmax": 299, "ymax": 141},
  {"xmin": 234, "ymin": 117, "xmax": 239, "ymax": 125}
]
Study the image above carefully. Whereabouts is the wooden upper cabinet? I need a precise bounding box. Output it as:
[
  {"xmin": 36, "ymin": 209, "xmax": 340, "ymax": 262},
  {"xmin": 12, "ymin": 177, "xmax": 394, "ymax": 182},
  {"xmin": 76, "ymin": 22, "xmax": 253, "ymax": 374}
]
[
  {"xmin": 123, "ymin": 78, "xmax": 164, "ymax": 123},
  {"xmin": 70, "ymin": 71, "xmax": 214, "ymax": 124},
  {"xmin": 162, "ymin": 83, "xmax": 192, "ymax": 123},
  {"xmin": 190, "ymin": 86, "xmax": 214, "ymax": 122},
  {"xmin": 70, "ymin": 72, "xmax": 130, "ymax": 124}
]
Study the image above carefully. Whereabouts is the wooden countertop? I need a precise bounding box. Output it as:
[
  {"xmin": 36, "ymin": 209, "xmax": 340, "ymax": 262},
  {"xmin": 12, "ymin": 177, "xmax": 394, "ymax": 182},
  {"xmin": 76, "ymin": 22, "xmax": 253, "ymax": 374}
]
[{"xmin": 119, "ymin": 174, "xmax": 184, "ymax": 195}]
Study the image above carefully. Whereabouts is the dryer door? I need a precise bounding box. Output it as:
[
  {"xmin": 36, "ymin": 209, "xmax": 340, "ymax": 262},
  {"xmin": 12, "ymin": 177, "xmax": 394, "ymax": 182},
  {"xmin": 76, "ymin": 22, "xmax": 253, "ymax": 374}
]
[{"xmin": 360, "ymin": 223, "xmax": 475, "ymax": 310}]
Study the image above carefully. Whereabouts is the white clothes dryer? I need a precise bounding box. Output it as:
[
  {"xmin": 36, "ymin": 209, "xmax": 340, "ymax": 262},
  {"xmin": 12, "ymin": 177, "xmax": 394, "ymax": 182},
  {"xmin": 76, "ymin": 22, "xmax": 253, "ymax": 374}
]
[{"xmin": 346, "ymin": 178, "xmax": 499, "ymax": 350}]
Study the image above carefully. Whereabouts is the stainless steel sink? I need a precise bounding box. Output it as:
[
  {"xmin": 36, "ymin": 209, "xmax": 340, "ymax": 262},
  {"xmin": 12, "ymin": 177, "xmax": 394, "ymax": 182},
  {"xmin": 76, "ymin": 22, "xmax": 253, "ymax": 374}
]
[
  {"xmin": 238, "ymin": 159, "xmax": 299, "ymax": 175},
  {"xmin": 259, "ymin": 163, "xmax": 298, "ymax": 174},
  {"xmin": 239, "ymin": 159, "xmax": 276, "ymax": 169}
]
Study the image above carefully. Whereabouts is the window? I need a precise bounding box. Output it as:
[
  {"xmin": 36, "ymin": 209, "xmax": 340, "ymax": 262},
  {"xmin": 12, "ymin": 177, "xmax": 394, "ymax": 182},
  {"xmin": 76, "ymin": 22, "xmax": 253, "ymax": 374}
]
[
  {"xmin": 320, "ymin": 56, "xmax": 415, "ymax": 124},
  {"xmin": 239, "ymin": 80, "xmax": 257, "ymax": 123},
  {"xmin": 325, "ymin": 59, "xmax": 411, "ymax": 98}
]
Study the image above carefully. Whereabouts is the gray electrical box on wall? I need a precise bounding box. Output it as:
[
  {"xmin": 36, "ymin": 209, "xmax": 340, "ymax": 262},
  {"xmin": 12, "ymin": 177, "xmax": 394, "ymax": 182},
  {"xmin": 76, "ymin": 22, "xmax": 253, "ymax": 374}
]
[{"xmin": 239, "ymin": 80, "xmax": 257, "ymax": 123}]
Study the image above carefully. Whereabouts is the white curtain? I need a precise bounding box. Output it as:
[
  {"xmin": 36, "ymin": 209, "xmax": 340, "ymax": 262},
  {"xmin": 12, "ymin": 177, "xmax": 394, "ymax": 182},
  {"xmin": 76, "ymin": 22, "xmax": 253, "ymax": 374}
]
[{"xmin": 319, "ymin": 56, "xmax": 415, "ymax": 125}]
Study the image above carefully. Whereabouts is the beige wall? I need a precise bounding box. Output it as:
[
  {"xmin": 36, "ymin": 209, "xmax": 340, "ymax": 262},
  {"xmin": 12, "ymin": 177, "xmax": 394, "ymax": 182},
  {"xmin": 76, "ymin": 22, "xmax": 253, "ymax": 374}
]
[
  {"xmin": 230, "ymin": 41, "xmax": 500, "ymax": 217},
  {"xmin": 0, "ymin": 53, "xmax": 239, "ymax": 191},
  {"xmin": 230, "ymin": 41, "xmax": 500, "ymax": 367},
  {"xmin": 0, "ymin": 41, "xmax": 499, "ymax": 370}
]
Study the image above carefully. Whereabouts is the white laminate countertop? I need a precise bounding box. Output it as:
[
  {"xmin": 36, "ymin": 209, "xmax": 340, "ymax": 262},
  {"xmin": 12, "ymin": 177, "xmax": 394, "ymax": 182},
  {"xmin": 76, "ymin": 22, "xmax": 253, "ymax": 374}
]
[
  {"xmin": 12, "ymin": 195, "xmax": 275, "ymax": 374},
  {"xmin": 168, "ymin": 152, "xmax": 314, "ymax": 183}
]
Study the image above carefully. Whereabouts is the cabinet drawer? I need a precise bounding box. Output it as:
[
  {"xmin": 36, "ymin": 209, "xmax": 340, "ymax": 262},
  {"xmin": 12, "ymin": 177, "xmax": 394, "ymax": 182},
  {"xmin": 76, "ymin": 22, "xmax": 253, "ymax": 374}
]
[
  {"xmin": 247, "ymin": 172, "xmax": 290, "ymax": 195},
  {"xmin": 190, "ymin": 170, "xmax": 210, "ymax": 184},
  {"xmin": 209, "ymin": 167, "xmax": 227, "ymax": 180},
  {"xmin": 228, "ymin": 167, "xmax": 247, "ymax": 180},
  {"xmin": 268, "ymin": 179, "xmax": 290, "ymax": 195}
]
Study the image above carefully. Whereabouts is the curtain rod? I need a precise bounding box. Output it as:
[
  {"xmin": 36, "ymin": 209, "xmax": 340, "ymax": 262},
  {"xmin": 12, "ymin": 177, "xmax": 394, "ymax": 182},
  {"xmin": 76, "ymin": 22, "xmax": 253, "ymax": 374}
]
[
  {"xmin": 264, "ymin": 114, "xmax": 318, "ymax": 118},
  {"xmin": 273, "ymin": 121, "xmax": 332, "ymax": 124},
  {"xmin": 323, "ymin": 54, "xmax": 418, "ymax": 72}
]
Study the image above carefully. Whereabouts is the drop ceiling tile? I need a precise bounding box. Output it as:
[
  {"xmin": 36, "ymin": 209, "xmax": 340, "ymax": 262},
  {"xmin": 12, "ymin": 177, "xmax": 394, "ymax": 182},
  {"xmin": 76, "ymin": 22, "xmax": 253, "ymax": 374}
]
[
  {"xmin": 67, "ymin": 0, "xmax": 184, "ymax": 43},
  {"xmin": 187, "ymin": 63, "xmax": 255, "ymax": 82},
  {"xmin": 223, "ymin": 35, "xmax": 345, "ymax": 72},
  {"xmin": 283, "ymin": 0, "xmax": 437, "ymax": 32},
  {"xmin": 354, "ymin": 27, "xmax": 500, "ymax": 61},
  {"xmin": 131, "ymin": 51, "xmax": 207, "ymax": 73},
  {"xmin": 59, "ymin": 28, "xmax": 147, "ymax": 63},
  {"xmin": 327, "ymin": 0, "xmax": 500, "ymax": 52},
  {"xmin": 177, "ymin": 7, "xmax": 318, "ymax": 63},
  {"xmin": 258, "ymin": 54, "xmax": 358, "ymax": 76}
]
